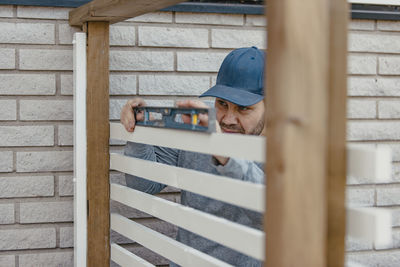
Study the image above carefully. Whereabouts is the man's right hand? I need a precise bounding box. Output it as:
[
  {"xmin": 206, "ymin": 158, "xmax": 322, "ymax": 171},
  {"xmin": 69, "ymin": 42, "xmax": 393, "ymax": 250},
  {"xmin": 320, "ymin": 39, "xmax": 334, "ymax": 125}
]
[{"xmin": 120, "ymin": 98, "xmax": 146, "ymax": 132}]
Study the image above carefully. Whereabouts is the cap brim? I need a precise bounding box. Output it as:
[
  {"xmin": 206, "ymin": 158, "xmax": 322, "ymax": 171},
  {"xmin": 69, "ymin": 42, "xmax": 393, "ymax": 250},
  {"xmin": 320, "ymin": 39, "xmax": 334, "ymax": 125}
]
[{"xmin": 200, "ymin": 85, "xmax": 264, "ymax": 106}]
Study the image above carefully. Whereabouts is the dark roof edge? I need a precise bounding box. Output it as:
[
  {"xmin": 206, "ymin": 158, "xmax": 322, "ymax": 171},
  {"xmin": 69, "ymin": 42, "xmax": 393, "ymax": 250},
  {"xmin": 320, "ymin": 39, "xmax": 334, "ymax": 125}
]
[{"xmin": 1, "ymin": 1, "xmax": 399, "ymax": 21}]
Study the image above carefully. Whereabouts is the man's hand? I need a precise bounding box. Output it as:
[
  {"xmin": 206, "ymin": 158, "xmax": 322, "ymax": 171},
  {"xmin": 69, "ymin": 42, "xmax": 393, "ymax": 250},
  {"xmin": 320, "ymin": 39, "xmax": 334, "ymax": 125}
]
[
  {"xmin": 176, "ymin": 100, "xmax": 229, "ymax": 166},
  {"xmin": 120, "ymin": 98, "xmax": 146, "ymax": 132},
  {"xmin": 176, "ymin": 100, "xmax": 209, "ymax": 127}
]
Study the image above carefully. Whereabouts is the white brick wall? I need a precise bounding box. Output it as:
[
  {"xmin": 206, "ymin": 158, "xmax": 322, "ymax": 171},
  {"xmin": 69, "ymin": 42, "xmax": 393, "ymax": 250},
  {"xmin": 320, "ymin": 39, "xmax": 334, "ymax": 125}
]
[
  {"xmin": 20, "ymin": 49, "xmax": 72, "ymax": 70},
  {"xmin": 20, "ymin": 201, "xmax": 73, "ymax": 223},
  {"xmin": 0, "ymin": 203, "xmax": 14, "ymax": 224},
  {"xmin": 139, "ymin": 26, "xmax": 209, "ymax": 48},
  {"xmin": 0, "ymin": 5, "xmax": 399, "ymax": 266},
  {"xmin": 379, "ymin": 56, "xmax": 400, "ymax": 75},
  {"xmin": 0, "ymin": 74, "xmax": 56, "ymax": 95},
  {"xmin": 19, "ymin": 252, "xmax": 73, "ymax": 267},
  {"xmin": 0, "ymin": 22, "xmax": 54, "ymax": 44},
  {"xmin": 0, "ymin": 151, "xmax": 13, "ymax": 172},
  {"xmin": 0, "ymin": 176, "xmax": 54, "ymax": 198},
  {"xmin": 0, "ymin": 228, "xmax": 56, "ymax": 250},
  {"xmin": 110, "ymin": 50, "xmax": 174, "ymax": 71},
  {"xmin": 0, "ymin": 48, "xmax": 15, "ymax": 69},
  {"xmin": 0, "ymin": 126, "xmax": 54, "ymax": 146},
  {"xmin": 20, "ymin": 100, "xmax": 73, "ymax": 121},
  {"xmin": 16, "ymin": 151, "xmax": 73, "ymax": 172},
  {"xmin": 211, "ymin": 28, "xmax": 266, "ymax": 48},
  {"xmin": 175, "ymin": 12, "xmax": 244, "ymax": 25}
]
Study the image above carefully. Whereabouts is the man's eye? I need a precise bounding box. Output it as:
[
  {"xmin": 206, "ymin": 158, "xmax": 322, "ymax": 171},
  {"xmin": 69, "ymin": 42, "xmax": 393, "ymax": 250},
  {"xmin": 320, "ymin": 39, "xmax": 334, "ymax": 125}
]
[
  {"xmin": 218, "ymin": 100, "xmax": 227, "ymax": 107},
  {"xmin": 239, "ymin": 106, "xmax": 249, "ymax": 111}
]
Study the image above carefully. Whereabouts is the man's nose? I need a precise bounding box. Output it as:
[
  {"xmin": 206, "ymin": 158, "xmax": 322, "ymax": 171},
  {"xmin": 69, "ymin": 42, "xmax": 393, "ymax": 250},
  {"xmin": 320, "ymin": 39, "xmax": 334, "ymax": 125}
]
[{"xmin": 222, "ymin": 110, "xmax": 238, "ymax": 125}]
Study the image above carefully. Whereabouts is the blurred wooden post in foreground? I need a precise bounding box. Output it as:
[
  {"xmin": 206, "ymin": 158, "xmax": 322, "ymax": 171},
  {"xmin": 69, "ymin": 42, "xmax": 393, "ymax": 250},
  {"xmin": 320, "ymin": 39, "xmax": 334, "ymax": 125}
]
[{"xmin": 265, "ymin": 0, "xmax": 348, "ymax": 266}]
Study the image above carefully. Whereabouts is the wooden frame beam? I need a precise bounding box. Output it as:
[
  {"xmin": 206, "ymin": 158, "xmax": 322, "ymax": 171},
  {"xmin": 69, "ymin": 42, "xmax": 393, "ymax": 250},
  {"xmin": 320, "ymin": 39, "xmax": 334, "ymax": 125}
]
[
  {"xmin": 86, "ymin": 21, "xmax": 110, "ymax": 267},
  {"xmin": 69, "ymin": 0, "xmax": 185, "ymax": 26},
  {"xmin": 265, "ymin": 0, "xmax": 348, "ymax": 266}
]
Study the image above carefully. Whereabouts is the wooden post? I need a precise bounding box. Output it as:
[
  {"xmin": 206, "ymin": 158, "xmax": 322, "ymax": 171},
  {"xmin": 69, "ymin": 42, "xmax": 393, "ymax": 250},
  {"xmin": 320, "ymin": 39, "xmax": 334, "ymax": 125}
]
[
  {"xmin": 326, "ymin": 1, "xmax": 348, "ymax": 266},
  {"xmin": 86, "ymin": 21, "xmax": 110, "ymax": 267},
  {"xmin": 265, "ymin": 0, "xmax": 347, "ymax": 266}
]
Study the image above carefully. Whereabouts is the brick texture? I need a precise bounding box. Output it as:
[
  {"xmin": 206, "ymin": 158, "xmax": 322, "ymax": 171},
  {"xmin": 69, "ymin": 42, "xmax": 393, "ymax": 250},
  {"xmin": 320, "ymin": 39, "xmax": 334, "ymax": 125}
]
[
  {"xmin": 19, "ymin": 251, "xmax": 73, "ymax": 267},
  {"xmin": 59, "ymin": 175, "xmax": 73, "ymax": 196},
  {"xmin": 0, "ymin": 126, "xmax": 54, "ymax": 146},
  {"xmin": 177, "ymin": 51, "xmax": 228, "ymax": 72},
  {"xmin": 0, "ymin": 74, "xmax": 55, "ymax": 95},
  {"xmin": 0, "ymin": 204, "xmax": 14, "ymax": 224},
  {"xmin": 0, "ymin": 22, "xmax": 54, "ymax": 44},
  {"xmin": 0, "ymin": 5, "xmax": 13, "ymax": 17},
  {"xmin": 0, "ymin": 176, "xmax": 54, "ymax": 198},
  {"xmin": 347, "ymin": 99, "xmax": 376, "ymax": 119},
  {"xmin": 138, "ymin": 75, "xmax": 210, "ymax": 95},
  {"xmin": 17, "ymin": 6, "xmax": 70, "ymax": 19},
  {"xmin": 211, "ymin": 28, "xmax": 266, "ymax": 49},
  {"xmin": 60, "ymin": 227, "xmax": 73, "ymax": 248},
  {"xmin": 0, "ymin": 228, "xmax": 56, "ymax": 250},
  {"xmin": 0, "ymin": 255, "xmax": 15, "ymax": 267},
  {"xmin": 0, "ymin": 48, "xmax": 15, "ymax": 69},
  {"xmin": 176, "ymin": 12, "xmax": 244, "ymax": 25},
  {"xmin": 20, "ymin": 201, "xmax": 73, "ymax": 223},
  {"xmin": 20, "ymin": 100, "xmax": 73, "ymax": 121},
  {"xmin": 379, "ymin": 56, "xmax": 400, "ymax": 75},
  {"xmin": 127, "ymin": 12, "xmax": 172, "ymax": 23},
  {"xmin": 348, "ymin": 54, "xmax": 377, "ymax": 75},
  {"xmin": 20, "ymin": 49, "xmax": 72, "ymax": 70},
  {"xmin": 0, "ymin": 100, "xmax": 16, "ymax": 120},
  {"xmin": 349, "ymin": 32, "xmax": 400, "ymax": 53},
  {"xmin": 0, "ymin": 151, "xmax": 13, "ymax": 172},
  {"xmin": 17, "ymin": 151, "xmax": 73, "ymax": 172},
  {"xmin": 110, "ymin": 51, "xmax": 174, "ymax": 71},
  {"xmin": 138, "ymin": 26, "xmax": 209, "ymax": 48}
]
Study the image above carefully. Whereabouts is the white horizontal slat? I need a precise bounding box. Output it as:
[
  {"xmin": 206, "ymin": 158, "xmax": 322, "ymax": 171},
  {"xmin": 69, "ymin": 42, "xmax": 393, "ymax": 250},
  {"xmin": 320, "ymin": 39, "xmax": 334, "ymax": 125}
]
[
  {"xmin": 111, "ymin": 243, "xmax": 154, "ymax": 267},
  {"xmin": 346, "ymin": 207, "xmax": 392, "ymax": 248},
  {"xmin": 347, "ymin": 145, "xmax": 392, "ymax": 182},
  {"xmin": 111, "ymin": 213, "xmax": 233, "ymax": 267},
  {"xmin": 110, "ymin": 183, "xmax": 265, "ymax": 261},
  {"xmin": 110, "ymin": 123, "xmax": 265, "ymax": 163},
  {"xmin": 110, "ymin": 153, "xmax": 265, "ymax": 212},
  {"xmin": 348, "ymin": 0, "xmax": 400, "ymax": 5}
]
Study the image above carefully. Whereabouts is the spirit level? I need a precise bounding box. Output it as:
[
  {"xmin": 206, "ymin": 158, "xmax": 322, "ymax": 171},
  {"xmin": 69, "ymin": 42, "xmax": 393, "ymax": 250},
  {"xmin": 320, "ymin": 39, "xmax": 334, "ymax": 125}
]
[{"xmin": 133, "ymin": 106, "xmax": 216, "ymax": 133}]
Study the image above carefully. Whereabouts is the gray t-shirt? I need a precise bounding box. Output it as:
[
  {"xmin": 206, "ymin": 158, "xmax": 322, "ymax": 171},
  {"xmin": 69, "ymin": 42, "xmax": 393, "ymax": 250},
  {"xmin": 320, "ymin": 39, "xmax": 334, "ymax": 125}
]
[{"xmin": 124, "ymin": 141, "xmax": 264, "ymax": 266}]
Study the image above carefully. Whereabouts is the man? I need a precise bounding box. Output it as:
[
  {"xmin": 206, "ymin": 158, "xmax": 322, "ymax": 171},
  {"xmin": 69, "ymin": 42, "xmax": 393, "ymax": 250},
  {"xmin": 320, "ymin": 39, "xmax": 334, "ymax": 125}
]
[{"xmin": 120, "ymin": 46, "xmax": 265, "ymax": 266}]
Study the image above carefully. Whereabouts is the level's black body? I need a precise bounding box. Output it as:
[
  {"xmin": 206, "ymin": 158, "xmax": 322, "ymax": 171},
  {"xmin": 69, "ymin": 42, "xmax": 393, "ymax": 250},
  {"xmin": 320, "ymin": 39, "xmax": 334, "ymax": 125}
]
[{"xmin": 133, "ymin": 106, "xmax": 216, "ymax": 133}]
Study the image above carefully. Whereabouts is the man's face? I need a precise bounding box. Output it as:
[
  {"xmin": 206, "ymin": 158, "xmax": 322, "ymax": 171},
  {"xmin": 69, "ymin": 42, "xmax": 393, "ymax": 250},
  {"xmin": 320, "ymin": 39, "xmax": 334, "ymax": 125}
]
[{"xmin": 215, "ymin": 98, "xmax": 265, "ymax": 135}]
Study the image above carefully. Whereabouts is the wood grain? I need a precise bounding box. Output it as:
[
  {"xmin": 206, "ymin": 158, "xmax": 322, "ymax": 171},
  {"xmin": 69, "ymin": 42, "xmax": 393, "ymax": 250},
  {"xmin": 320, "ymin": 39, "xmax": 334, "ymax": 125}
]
[
  {"xmin": 69, "ymin": 0, "xmax": 185, "ymax": 26},
  {"xmin": 265, "ymin": 0, "xmax": 331, "ymax": 266},
  {"xmin": 86, "ymin": 21, "xmax": 110, "ymax": 267},
  {"xmin": 326, "ymin": 1, "xmax": 349, "ymax": 266}
]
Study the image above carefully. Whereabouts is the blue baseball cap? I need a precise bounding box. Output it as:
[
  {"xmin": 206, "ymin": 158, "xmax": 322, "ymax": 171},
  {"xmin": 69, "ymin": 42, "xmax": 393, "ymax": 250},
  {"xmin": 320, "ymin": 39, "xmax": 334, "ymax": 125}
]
[{"xmin": 200, "ymin": 46, "xmax": 265, "ymax": 106}]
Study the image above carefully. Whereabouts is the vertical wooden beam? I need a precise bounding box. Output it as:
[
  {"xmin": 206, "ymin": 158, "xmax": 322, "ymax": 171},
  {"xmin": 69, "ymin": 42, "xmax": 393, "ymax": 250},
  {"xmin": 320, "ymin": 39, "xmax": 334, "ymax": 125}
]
[
  {"xmin": 326, "ymin": 1, "xmax": 348, "ymax": 266},
  {"xmin": 265, "ymin": 0, "xmax": 331, "ymax": 266},
  {"xmin": 86, "ymin": 21, "xmax": 110, "ymax": 267}
]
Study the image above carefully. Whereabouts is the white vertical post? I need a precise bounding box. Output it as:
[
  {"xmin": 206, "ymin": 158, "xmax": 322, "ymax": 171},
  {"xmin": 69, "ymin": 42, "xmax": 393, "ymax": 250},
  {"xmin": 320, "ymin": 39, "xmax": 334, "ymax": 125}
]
[{"xmin": 73, "ymin": 32, "xmax": 87, "ymax": 267}]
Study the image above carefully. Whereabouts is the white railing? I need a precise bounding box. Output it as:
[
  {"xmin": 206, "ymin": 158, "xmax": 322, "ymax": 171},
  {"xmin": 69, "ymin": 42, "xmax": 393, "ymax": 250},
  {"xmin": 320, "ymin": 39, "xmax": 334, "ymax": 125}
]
[
  {"xmin": 72, "ymin": 29, "xmax": 394, "ymax": 266},
  {"xmin": 73, "ymin": 32, "xmax": 87, "ymax": 267}
]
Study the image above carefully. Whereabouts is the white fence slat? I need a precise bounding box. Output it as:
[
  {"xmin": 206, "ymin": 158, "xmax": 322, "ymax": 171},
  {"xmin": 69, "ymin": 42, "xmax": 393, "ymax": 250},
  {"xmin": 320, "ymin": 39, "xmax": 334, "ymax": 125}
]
[
  {"xmin": 348, "ymin": 0, "xmax": 400, "ymax": 5},
  {"xmin": 110, "ymin": 122, "xmax": 265, "ymax": 163},
  {"xmin": 110, "ymin": 153, "xmax": 265, "ymax": 212},
  {"xmin": 110, "ymin": 183, "xmax": 265, "ymax": 261},
  {"xmin": 111, "ymin": 243, "xmax": 154, "ymax": 267},
  {"xmin": 73, "ymin": 32, "xmax": 87, "ymax": 267},
  {"xmin": 347, "ymin": 145, "xmax": 392, "ymax": 182},
  {"xmin": 346, "ymin": 207, "xmax": 392, "ymax": 248},
  {"xmin": 111, "ymin": 213, "xmax": 233, "ymax": 267}
]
